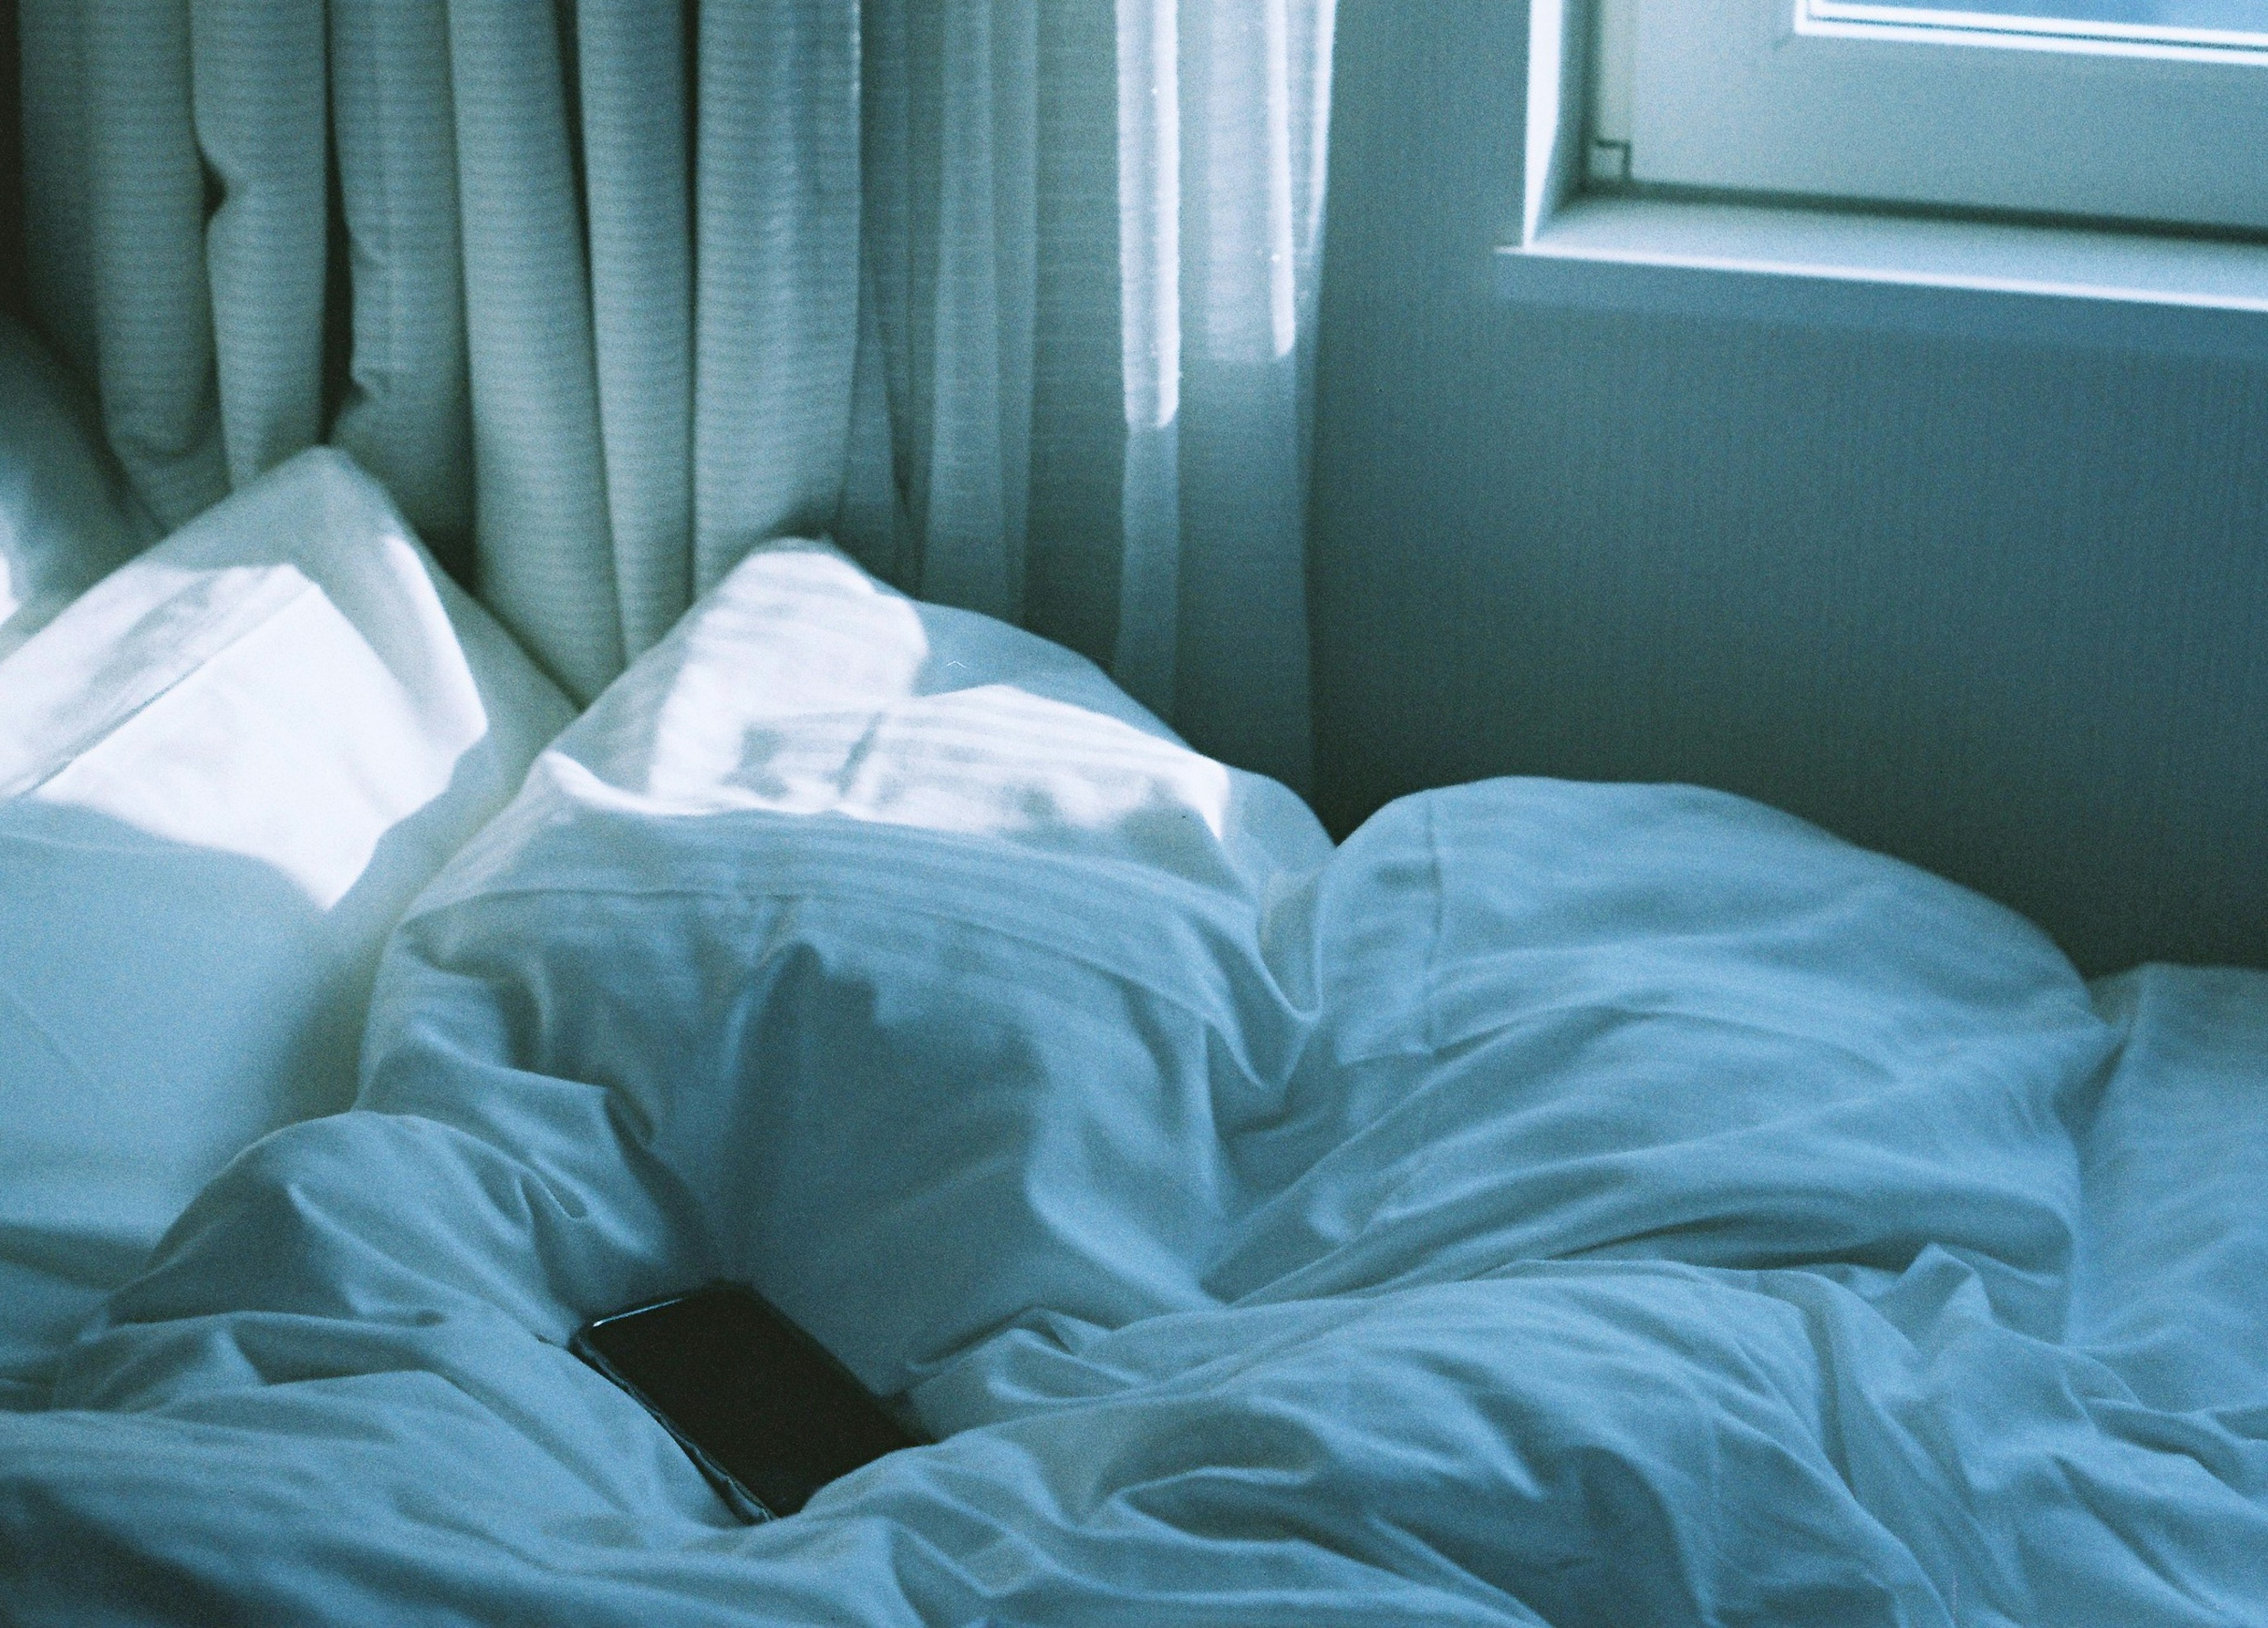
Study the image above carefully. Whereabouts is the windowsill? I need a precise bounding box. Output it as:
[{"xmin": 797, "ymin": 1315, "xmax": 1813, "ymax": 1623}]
[{"xmin": 1497, "ymin": 194, "xmax": 2268, "ymax": 363}]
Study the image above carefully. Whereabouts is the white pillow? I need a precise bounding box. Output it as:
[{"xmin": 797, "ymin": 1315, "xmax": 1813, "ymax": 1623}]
[
  {"xmin": 369, "ymin": 539, "xmax": 1334, "ymax": 1388},
  {"xmin": 0, "ymin": 448, "xmax": 575, "ymax": 1395},
  {"xmin": 0, "ymin": 313, "xmax": 157, "ymax": 660}
]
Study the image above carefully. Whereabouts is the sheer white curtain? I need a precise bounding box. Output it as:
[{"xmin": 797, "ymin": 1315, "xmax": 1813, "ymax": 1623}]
[{"xmin": 18, "ymin": 0, "xmax": 1333, "ymax": 786}]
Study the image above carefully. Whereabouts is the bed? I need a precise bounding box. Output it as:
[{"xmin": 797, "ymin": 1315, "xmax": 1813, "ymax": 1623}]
[{"xmin": 3, "ymin": 364, "xmax": 2266, "ymax": 1624}]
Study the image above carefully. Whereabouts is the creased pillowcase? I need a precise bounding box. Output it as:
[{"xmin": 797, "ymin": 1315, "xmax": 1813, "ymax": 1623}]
[
  {"xmin": 0, "ymin": 447, "xmax": 575, "ymax": 1398},
  {"xmin": 0, "ymin": 312, "xmax": 158, "ymax": 660},
  {"xmin": 363, "ymin": 539, "xmax": 1335, "ymax": 1392}
]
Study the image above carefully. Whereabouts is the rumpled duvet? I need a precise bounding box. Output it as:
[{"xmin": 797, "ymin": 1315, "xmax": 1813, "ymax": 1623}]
[{"xmin": 5, "ymin": 543, "xmax": 2265, "ymax": 1626}]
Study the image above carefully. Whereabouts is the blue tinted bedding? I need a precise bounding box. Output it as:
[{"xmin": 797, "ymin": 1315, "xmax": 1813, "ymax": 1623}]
[{"xmin": 2, "ymin": 548, "xmax": 2262, "ymax": 1626}]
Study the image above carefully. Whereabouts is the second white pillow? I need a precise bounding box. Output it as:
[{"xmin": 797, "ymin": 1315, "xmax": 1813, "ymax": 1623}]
[{"xmin": 0, "ymin": 448, "xmax": 575, "ymax": 1397}]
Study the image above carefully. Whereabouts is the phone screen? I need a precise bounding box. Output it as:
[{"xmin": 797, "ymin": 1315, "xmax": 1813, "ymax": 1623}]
[{"xmin": 572, "ymin": 1283, "xmax": 923, "ymax": 1521}]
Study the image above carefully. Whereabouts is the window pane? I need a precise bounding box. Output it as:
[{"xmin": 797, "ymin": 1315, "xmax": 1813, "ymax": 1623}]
[{"xmin": 1816, "ymin": 1, "xmax": 2268, "ymax": 39}]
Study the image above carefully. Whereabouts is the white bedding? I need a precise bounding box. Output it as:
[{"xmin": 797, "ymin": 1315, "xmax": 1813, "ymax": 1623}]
[
  {"xmin": 0, "ymin": 449, "xmax": 571, "ymax": 1400},
  {"xmin": 4, "ymin": 543, "xmax": 2264, "ymax": 1625}
]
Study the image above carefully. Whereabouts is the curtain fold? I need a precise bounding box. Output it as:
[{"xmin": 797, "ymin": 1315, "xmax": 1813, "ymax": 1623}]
[
  {"xmin": 327, "ymin": 0, "xmax": 473, "ymax": 563},
  {"xmin": 690, "ymin": 0, "xmax": 862, "ymax": 601},
  {"xmin": 447, "ymin": 0, "xmax": 623, "ymax": 700},
  {"xmin": 193, "ymin": 0, "xmax": 327, "ymax": 492},
  {"xmin": 18, "ymin": 0, "xmax": 1334, "ymax": 785},
  {"xmin": 575, "ymin": 0, "xmax": 692, "ymax": 660},
  {"xmin": 1109, "ymin": 0, "xmax": 1183, "ymax": 725},
  {"xmin": 80, "ymin": 0, "xmax": 228, "ymax": 529}
]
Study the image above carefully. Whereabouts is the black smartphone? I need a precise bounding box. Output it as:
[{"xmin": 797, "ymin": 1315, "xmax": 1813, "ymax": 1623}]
[{"xmin": 571, "ymin": 1281, "xmax": 924, "ymax": 1523}]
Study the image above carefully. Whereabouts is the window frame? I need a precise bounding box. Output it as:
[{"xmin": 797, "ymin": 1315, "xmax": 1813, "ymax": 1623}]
[
  {"xmin": 1595, "ymin": 0, "xmax": 2268, "ymax": 235},
  {"xmin": 1503, "ymin": 0, "xmax": 2268, "ymax": 364}
]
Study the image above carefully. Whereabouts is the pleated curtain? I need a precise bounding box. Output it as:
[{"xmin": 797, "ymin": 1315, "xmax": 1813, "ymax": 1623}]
[{"xmin": 17, "ymin": 0, "xmax": 1332, "ymax": 789}]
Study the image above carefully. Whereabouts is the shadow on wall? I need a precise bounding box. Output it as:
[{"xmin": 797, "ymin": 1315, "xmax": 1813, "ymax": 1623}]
[{"xmin": 1305, "ymin": 0, "xmax": 2268, "ymax": 977}]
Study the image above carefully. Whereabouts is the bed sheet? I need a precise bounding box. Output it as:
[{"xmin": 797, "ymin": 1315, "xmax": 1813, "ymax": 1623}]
[{"xmin": 3, "ymin": 545, "xmax": 2263, "ymax": 1626}]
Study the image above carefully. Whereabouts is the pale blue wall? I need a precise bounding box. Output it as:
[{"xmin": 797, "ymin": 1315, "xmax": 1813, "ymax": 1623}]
[{"xmin": 1307, "ymin": 0, "xmax": 2268, "ymax": 976}]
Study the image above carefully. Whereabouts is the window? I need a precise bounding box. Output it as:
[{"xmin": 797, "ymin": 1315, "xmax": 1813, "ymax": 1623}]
[
  {"xmin": 1590, "ymin": 1, "xmax": 2268, "ymax": 234},
  {"xmin": 1504, "ymin": 1, "xmax": 2268, "ymax": 366}
]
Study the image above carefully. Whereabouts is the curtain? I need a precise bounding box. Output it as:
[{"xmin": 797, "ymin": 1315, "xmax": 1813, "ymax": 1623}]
[{"xmin": 17, "ymin": 0, "xmax": 1333, "ymax": 788}]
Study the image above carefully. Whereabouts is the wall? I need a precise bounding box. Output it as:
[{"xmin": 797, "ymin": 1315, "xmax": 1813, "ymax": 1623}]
[{"xmin": 1306, "ymin": 0, "xmax": 2268, "ymax": 977}]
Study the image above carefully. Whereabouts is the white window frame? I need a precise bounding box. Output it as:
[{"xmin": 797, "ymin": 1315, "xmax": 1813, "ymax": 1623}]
[
  {"xmin": 1504, "ymin": 0, "xmax": 2268, "ymax": 364},
  {"xmin": 1598, "ymin": 0, "xmax": 2268, "ymax": 234}
]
